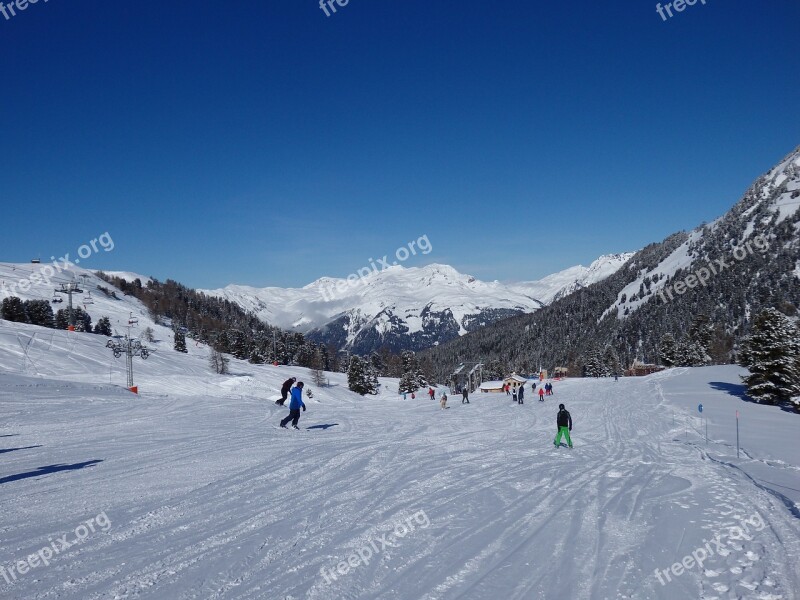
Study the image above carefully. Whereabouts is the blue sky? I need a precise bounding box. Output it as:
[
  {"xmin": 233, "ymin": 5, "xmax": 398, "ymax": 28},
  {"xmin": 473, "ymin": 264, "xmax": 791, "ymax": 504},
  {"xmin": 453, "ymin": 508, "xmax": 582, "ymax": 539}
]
[{"xmin": 1, "ymin": 0, "xmax": 798, "ymax": 289}]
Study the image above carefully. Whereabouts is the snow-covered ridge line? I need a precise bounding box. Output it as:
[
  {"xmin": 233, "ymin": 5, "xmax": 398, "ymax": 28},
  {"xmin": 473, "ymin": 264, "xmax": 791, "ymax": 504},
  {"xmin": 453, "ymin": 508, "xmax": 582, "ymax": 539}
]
[{"xmin": 200, "ymin": 257, "xmax": 632, "ymax": 353}]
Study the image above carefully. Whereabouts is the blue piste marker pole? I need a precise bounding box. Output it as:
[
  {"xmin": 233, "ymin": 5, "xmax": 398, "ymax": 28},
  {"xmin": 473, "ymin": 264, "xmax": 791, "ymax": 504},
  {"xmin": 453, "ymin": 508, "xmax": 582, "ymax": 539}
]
[{"xmin": 698, "ymin": 404, "xmax": 706, "ymax": 445}]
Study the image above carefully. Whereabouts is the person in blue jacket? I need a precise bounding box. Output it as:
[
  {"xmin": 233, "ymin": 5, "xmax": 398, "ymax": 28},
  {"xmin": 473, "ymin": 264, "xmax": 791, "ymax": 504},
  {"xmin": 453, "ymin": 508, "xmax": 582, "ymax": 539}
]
[{"xmin": 280, "ymin": 381, "xmax": 306, "ymax": 429}]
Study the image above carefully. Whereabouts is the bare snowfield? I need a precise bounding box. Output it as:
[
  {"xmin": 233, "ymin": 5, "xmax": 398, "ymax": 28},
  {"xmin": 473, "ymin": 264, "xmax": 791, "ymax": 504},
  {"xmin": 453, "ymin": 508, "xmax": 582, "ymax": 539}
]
[{"xmin": 1, "ymin": 320, "xmax": 799, "ymax": 599}]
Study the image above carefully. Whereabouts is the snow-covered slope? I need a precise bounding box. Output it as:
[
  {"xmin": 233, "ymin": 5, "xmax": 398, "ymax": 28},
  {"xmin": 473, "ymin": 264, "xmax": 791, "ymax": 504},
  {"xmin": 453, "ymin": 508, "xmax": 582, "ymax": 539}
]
[
  {"xmin": 1, "ymin": 322, "xmax": 798, "ymax": 599},
  {"xmin": 602, "ymin": 147, "xmax": 800, "ymax": 320},
  {"xmin": 0, "ymin": 262, "xmax": 189, "ymax": 360},
  {"xmin": 203, "ymin": 259, "xmax": 631, "ymax": 353}
]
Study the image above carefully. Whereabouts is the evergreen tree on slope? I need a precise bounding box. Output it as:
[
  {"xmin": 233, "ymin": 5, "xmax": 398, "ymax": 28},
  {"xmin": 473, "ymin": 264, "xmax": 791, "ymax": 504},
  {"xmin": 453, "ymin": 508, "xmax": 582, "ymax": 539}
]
[
  {"xmin": 174, "ymin": 329, "xmax": 188, "ymax": 353},
  {"xmin": 348, "ymin": 355, "xmax": 378, "ymax": 396},
  {"xmin": 659, "ymin": 333, "xmax": 678, "ymax": 367},
  {"xmin": 739, "ymin": 308, "xmax": 800, "ymax": 405}
]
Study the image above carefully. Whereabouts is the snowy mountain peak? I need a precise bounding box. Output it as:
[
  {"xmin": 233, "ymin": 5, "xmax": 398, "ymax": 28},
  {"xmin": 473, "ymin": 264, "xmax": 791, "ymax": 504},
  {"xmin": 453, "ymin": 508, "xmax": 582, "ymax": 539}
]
[{"xmin": 202, "ymin": 255, "xmax": 630, "ymax": 353}]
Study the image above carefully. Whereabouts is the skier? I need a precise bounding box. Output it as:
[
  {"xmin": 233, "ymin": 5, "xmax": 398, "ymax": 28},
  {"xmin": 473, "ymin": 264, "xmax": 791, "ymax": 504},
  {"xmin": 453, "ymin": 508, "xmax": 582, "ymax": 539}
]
[
  {"xmin": 512, "ymin": 387, "xmax": 518, "ymax": 403},
  {"xmin": 554, "ymin": 403, "xmax": 573, "ymax": 448},
  {"xmin": 429, "ymin": 387, "xmax": 435, "ymax": 401},
  {"xmin": 275, "ymin": 377, "xmax": 296, "ymax": 406},
  {"xmin": 518, "ymin": 383, "xmax": 524, "ymax": 404},
  {"xmin": 279, "ymin": 381, "xmax": 306, "ymax": 429},
  {"xmin": 505, "ymin": 383, "xmax": 510, "ymax": 396},
  {"xmin": 538, "ymin": 387, "xmax": 545, "ymax": 402},
  {"xmin": 462, "ymin": 388, "xmax": 470, "ymax": 404},
  {"xmin": 614, "ymin": 372, "xmax": 619, "ymax": 382},
  {"xmin": 440, "ymin": 391, "xmax": 448, "ymax": 410}
]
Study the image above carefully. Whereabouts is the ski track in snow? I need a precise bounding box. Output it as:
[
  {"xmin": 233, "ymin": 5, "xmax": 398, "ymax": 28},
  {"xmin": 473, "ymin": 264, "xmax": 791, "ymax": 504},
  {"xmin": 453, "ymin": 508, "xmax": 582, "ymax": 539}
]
[{"xmin": 1, "ymin": 351, "xmax": 799, "ymax": 598}]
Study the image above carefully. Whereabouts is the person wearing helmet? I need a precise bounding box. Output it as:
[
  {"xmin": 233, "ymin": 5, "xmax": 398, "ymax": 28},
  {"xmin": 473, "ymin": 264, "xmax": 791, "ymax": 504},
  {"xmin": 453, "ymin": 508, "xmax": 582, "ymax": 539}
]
[
  {"xmin": 554, "ymin": 403, "xmax": 573, "ymax": 448},
  {"xmin": 275, "ymin": 377, "xmax": 297, "ymax": 406}
]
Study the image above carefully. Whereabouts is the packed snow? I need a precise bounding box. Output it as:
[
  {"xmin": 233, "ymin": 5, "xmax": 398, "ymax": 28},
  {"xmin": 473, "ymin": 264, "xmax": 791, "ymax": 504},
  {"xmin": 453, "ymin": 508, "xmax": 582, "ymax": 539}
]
[{"xmin": 1, "ymin": 314, "xmax": 798, "ymax": 599}]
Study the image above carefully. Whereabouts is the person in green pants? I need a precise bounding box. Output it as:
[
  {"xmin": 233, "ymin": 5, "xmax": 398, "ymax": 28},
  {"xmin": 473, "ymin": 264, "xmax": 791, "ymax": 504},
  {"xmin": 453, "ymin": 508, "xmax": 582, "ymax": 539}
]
[{"xmin": 554, "ymin": 403, "xmax": 573, "ymax": 448}]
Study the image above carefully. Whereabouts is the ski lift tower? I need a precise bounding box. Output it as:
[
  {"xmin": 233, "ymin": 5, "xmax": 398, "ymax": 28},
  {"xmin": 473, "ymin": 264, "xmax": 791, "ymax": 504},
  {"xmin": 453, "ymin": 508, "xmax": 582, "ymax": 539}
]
[
  {"xmin": 107, "ymin": 330, "xmax": 151, "ymax": 394},
  {"xmin": 54, "ymin": 282, "xmax": 83, "ymax": 331}
]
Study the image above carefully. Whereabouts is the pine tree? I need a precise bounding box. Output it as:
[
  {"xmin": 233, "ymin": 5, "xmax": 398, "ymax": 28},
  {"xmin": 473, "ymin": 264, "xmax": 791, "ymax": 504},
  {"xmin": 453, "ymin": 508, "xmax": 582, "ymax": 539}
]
[
  {"xmin": 2, "ymin": 297, "xmax": 27, "ymax": 323},
  {"xmin": 249, "ymin": 348, "xmax": 265, "ymax": 364},
  {"xmin": 55, "ymin": 308, "xmax": 69, "ymax": 329},
  {"xmin": 93, "ymin": 316, "xmax": 112, "ymax": 336},
  {"xmin": 603, "ymin": 346, "xmax": 621, "ymax": 376},
  {"xmin": 231, "ymin": 331, "xmax": 249, "ymax": 360},
  {"xmin": 687, "ymin": 314, "xmax": 713, "ymax": 365},
  {"xmin": 347, "ymin": 355, "xmax": 378, "ymax": 395},
  {"xmin": 739, "ymin": 309, "xmax": 800, "ymax": 404},
  {"xmin": 583, "ymin": 348, "xmax": 606, "ymax": 377},
  {"xmin": 73, "ymin": 308, "xmax": 91, "ymax": 332},
  {"xmin": 142, "ymin": 326, "xmax": 155, "ymax": 342},
  {"xmin": 174, "ymin": 329, "xmax": 188, "ymax": 353},
  {"xmin": 23, "ymin": 300, "xmax": 54, "ymax": 328},
  {"xmin": 399, "ymin": 351, "xmax": 426, "ymax": 393},
  {"xmin": 659, "ymin": 333, "xmax": 678, "ymax": 366}
]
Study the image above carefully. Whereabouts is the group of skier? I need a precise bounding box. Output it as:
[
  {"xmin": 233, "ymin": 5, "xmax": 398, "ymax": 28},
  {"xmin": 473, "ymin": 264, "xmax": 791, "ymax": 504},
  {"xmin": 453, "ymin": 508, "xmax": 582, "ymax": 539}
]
[{"xmin": 274, "ymin": 375, "xmax": 573, "ymax": 448}]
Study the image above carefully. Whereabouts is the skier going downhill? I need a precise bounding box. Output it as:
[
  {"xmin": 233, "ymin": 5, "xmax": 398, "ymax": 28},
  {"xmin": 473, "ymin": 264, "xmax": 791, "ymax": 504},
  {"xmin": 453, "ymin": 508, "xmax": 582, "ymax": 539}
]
[
  {"xmin": 554, "ymin": 403, "xmax": 573, "ymax": 448},
  {"xmin": 538, "ymin": 387, "xmax": 545, "ymax": 402},
  {"xmin": 280, "ymin": 381, "xmax": 306, "ymax": 429},
  {"xmin": 275, "ymin": 377, "xmax": 296, "ymax": 406},
  {"xmin": 462, "ymin": 388, "xmax": 470, "ymax": 404},
  {"xmin": 518, "ymin": 384, "xmax": 524, "ymax": 404}
]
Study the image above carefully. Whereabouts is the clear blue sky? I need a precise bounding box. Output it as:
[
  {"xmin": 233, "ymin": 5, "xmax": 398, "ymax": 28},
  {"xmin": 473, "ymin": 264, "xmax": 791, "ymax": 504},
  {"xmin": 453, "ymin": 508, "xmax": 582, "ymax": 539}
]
[{"xmin": 1, "ymin": 0, "xmax": 798, "ymax": 288}]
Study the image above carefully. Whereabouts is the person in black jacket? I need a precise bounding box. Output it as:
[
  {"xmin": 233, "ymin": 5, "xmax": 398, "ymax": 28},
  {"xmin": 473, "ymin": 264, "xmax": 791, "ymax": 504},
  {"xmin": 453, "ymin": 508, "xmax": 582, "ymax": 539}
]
[
  {"xmin": 275, "ymin": 377, "xmax": 296, "ymax": 406},
  {"xmin": 554, "ymin": 403, "xmax": 573, "ymax": 448},
  {"xmin": 462, "ymin": 388, "xmax": 470, "ymax": 404}
]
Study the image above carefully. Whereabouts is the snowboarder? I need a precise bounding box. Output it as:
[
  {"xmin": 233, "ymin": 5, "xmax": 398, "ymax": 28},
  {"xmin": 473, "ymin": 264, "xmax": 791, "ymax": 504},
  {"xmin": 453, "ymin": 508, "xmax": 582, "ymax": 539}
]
[
  {"xmin": 440, "ymin": 392, "xmax": 448, "ymax": 410},
  {"xmin": 554, "ymin": 403, "xmax": 573, "ymax": 448},
  {"xmin": 518, "ymin": 384, "xmax": 524, "ymax": 404},
  {"xmin": 279, "ymin": 381, "xmax": 306, "ymax": 429},
  {"xmin": 462, "ymin": 388, "xmax": 469, "ymax": 404},
  {"xmin": 275, "ymin": 377, "xmax": 296, "ymax": 406},
  {"xmin": 538, "ymin": 387, "xmax": 545, "ymax": 402}
]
